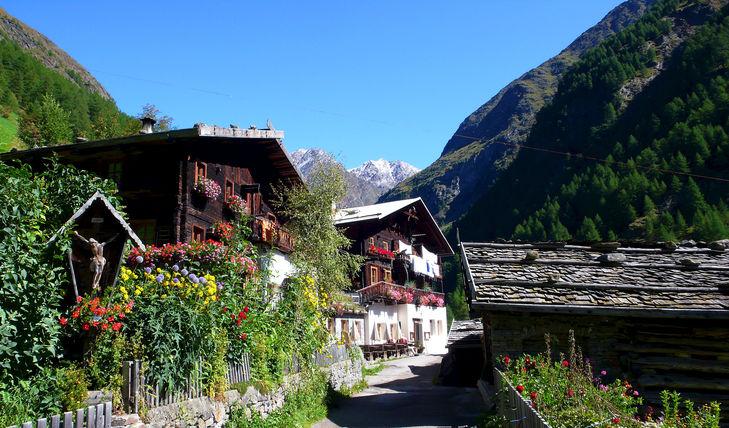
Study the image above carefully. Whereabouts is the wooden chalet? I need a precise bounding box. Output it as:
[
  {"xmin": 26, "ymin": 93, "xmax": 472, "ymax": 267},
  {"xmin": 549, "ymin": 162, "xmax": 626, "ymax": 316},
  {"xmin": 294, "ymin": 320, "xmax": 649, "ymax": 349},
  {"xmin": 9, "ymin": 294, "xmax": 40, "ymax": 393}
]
[
  {"xmin": 334, "ymin": 197, "xmax": 453, "ymax": 292},
  {"xmin": 333, "ymin": 198, "xmax": 454, "ymax": 354},
  {"xmin": 459, "ymin": 241, "xmax": 729, "ymax": 418},
  {"xmin": 0, "ymin": 122, "xmax": 302, "ymax": 254}
]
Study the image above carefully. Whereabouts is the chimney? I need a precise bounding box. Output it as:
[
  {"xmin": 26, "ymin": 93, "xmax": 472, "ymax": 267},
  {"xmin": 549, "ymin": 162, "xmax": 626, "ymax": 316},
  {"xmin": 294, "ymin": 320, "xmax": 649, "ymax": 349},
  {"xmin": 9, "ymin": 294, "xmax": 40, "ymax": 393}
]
[{"xmin": 139, "ymin": 117, "xmax": 156, "ymax": 134}]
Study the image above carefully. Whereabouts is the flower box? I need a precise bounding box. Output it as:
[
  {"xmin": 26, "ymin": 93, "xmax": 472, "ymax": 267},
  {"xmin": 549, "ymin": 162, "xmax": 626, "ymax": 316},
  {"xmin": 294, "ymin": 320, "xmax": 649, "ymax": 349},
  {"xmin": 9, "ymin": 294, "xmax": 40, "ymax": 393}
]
[
  {"xmin": 367, "ymin": 244, "xmax": 395, "ymax": 259},
  {"xmin": 193, "ymin": 178, "xmax": 221, "ymax": 200}
]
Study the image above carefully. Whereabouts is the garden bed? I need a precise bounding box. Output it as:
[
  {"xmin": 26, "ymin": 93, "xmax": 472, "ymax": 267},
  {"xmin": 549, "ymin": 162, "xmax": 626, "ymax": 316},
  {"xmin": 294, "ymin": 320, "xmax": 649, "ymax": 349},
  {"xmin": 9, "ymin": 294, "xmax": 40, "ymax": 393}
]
[{"xmin": 491, "ymin": 331, "xmax": 721, "ymax": 428}]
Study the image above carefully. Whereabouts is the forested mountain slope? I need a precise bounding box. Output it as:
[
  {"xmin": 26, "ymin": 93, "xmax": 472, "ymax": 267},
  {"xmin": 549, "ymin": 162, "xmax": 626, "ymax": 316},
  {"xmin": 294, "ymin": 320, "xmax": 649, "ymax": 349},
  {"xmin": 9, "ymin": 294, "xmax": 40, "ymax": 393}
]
[
  {"xmin": 380, "ymin": 0, "xmax": 656, "ymax": 223},
  {"xmin": 457, "ymin": 0, "xmax": 729, "ymax": 242},
  {"xmin": 0, "ymin": 9, "xmax": 136, "ymax": 151}
]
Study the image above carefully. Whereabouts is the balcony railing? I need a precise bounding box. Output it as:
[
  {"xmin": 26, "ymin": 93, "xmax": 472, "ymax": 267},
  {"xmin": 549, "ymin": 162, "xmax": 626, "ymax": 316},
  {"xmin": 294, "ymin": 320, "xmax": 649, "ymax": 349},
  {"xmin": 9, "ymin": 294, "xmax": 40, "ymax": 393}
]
[
  {"xmin": 358, "ymin": 281, "xmax": 445, "ymax": 307},
  {"xmin": 251, "ymin": 216, "xmax": 294, "ymax": 253}
]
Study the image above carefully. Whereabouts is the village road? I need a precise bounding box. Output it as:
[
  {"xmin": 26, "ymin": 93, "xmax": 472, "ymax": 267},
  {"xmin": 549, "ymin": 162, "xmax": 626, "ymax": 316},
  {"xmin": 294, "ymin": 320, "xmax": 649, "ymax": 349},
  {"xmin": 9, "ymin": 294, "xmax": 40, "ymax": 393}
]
[{"xmin": 313, "ymin": 354, "xmax": 484, "ymax": 428}]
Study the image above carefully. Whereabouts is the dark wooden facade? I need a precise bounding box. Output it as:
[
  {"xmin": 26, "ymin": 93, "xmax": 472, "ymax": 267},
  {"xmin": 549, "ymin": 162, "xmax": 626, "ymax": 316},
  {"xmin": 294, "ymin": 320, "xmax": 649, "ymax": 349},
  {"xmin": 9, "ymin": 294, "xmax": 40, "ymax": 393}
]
[
  {"xmin": 460, "ymin": 241, "xmax": 729, "ymax": 420},
  {"xmin": 1, "ymin": 124, "xmax": 302, "ymax": 250},
  {"xmin": 335, "ymin": 198, "xmax": 453, "ymax": 291}
]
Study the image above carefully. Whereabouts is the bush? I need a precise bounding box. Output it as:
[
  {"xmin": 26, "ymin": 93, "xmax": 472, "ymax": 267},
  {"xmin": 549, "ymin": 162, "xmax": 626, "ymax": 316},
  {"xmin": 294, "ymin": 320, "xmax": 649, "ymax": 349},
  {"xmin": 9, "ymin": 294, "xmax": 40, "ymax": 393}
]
[
  {"xmin": 0, "ymin": 160, "xmax": 120, "ymax": 383},
  {"xmin": 227, "ymin": 370, "xmax": 330, "ymax": 428},
  {"xmin": 499, "ymin": 331, "xmax": 721, "ymax": 428}
]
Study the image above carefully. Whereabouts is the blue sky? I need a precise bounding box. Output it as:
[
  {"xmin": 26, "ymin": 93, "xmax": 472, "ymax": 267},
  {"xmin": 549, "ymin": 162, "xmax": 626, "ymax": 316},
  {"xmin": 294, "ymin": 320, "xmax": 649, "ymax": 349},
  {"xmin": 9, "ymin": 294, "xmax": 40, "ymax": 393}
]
[{"xmin": 4, "ymin": 1, "xmax": 623, "ymax": 169}]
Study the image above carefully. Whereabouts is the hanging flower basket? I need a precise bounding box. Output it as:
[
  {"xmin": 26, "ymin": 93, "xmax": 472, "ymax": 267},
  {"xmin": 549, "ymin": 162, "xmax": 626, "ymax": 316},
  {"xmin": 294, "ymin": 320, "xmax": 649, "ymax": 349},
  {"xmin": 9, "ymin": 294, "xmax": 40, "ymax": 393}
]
[
  {"xmin": 193, "ymin": 178, "xmax": 221, "ymax": 200},
  {"xmin": 225, "ymin": 194, "xmax": 247, "ymax": 215}
]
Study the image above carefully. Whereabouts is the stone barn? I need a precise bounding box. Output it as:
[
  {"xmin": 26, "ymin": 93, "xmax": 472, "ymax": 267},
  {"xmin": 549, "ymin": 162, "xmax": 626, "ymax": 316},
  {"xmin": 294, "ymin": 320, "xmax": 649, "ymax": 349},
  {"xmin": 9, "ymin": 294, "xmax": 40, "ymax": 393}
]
[{"xmin": 459, "ymin": 241, "xmax": 729, "ymax": 419}]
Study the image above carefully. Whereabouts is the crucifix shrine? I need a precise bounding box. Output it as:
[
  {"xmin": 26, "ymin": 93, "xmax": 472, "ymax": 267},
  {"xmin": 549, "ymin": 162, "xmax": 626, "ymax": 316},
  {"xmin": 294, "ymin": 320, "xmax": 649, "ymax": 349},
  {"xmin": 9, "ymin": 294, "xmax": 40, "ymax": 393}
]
[{"xmin": 49, "ymin": 191, "xmax": 145, "ymax": 299}]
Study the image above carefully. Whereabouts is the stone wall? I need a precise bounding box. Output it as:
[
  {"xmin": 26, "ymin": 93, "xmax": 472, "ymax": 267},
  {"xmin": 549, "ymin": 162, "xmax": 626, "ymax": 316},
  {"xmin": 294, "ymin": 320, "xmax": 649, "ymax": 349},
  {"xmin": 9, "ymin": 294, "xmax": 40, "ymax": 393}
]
[
  {"xmin": 112, "ymin": 357, "xmax": 363, "ymax": 428},
  {"xmin": 484, "ymin": 311, "xmax": 729, "ymax": 421}
]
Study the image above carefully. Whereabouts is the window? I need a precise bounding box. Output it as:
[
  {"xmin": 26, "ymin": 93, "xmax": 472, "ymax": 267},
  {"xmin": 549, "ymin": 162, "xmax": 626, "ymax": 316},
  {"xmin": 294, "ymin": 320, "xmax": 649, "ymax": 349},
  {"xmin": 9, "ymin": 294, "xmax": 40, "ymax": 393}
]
[
  {"xmin": 340, "ymin": 320, "xmax": 350, "ymax": 342},
  {"xmin": 370, "ymin": 265, "xmax": 379, "ymax": 283},
  {"xmin": 225, "ymin": 179, "xmax": 234, "ymax": 200},
  {"xmin": 192, "ymin": 225, "xmax": 206, "ymax": 242},
  {"xmin": 368, "ymin": 237, "xmax": 375, "ymax": 247},
  {"xmin": 437, "ymin": 320, "xmax": 443, "ymax": 336},
  {"xmin": 194, "ymin": 162, "xmax": 207, "ymax": 184},
  {"xmin": 390, "ymin": 324, "xmax": 397, "ymax": 342},
  {"xmin": 430, "ymin": 320, "xmax": 435, "ymax": 337},
  {"xmin": 131, "ymin": 220, "xmax": 156, "ymax": 244},
  {"xmin": 354, "ymin": 320, "xmax": 363, "ymax": 343},
  {"xmin": 383, "ymin": 269, "xmax": 392, "ymax": 283},
  {"xmin": 382, "ymin": 241, "xmax": 389, "ymax": 251},
  {"xmin": 377, "ymin": 323, "xmax": 385, "ymax": 341},
  {"xmin": 108, "ymin": 162, "xmax": 122, "ymax": 184}
]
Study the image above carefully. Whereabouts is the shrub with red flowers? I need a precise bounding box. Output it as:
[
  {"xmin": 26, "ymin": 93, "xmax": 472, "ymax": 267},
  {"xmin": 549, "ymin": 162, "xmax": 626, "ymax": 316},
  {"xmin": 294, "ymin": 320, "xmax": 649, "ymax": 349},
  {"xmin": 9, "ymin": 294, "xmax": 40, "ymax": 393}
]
[
  {"xmin": 225, "ymin": 194, "xmax": 247, "ymax": 216},
  {"xmin": 498, "ymin": 331, "xmax": 721, "ymax": 428},
  {"xmin": 193, "ymin": 178, "xmax": 222, "ymax": 199},
  {"xmin": 61, "ymin": 295, "xmax": 133, "ymax": 334},
  {"xmin": 367, "ymin": 244, "xmax": 395, "ymax": 259}
]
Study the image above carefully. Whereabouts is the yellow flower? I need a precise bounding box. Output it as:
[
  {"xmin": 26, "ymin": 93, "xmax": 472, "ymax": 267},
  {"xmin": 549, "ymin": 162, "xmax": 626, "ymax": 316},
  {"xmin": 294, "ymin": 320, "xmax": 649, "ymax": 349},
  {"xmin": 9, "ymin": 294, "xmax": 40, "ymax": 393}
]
[{"xmin": 134, "ymin": 289, "xmax": 141, "ymax": 296}]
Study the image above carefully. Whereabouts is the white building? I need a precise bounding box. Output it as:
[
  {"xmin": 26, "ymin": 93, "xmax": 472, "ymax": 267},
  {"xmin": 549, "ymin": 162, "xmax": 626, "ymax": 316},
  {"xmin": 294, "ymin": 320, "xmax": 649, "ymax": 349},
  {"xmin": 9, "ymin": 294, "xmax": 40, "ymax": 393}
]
[{"xmin": 333, "ymin": 198, "xmax": 454, "ymax": 355}]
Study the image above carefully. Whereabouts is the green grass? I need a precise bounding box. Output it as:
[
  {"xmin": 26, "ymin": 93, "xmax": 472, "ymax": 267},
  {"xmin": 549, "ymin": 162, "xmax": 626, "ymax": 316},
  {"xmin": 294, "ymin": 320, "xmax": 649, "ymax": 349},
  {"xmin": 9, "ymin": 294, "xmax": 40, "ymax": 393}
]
[
  {"xmin": 0, "ymin": 112, "xmax": 19, "ymax": 152},
  {"xmin": 362, "ymin": 363, "xmax": 386, "ymax": 377}
]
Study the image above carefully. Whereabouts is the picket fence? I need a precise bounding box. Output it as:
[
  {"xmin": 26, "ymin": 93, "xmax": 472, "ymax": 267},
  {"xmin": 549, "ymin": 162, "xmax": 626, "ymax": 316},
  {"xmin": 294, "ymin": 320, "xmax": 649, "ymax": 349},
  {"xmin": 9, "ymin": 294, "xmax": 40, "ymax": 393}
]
[
  {"xmin": 493, "ymin": 369, "xmax": 552, "ymax": 428},
  {"xmin": 121, "ymin": 345, "xmax": 351, "ymax": 413},
  {"xmin": 8, "ymin": 402, "xmax": 112, "ymax": 428},
  {"xmin": 121, "ymin": 354, "xmax": 251, "ymax": 413}
]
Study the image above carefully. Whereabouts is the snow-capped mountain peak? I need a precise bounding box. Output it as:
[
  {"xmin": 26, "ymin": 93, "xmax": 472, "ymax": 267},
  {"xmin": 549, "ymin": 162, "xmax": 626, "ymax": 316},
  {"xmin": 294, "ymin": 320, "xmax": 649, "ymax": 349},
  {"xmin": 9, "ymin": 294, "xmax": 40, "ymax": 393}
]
[
  {"xmin": 348, "ymin": 159, "xmax": 420, "ymax": 190},
  {"xmin": 289, "ymin": 148, "xmax": 420, "ymax": 207}
]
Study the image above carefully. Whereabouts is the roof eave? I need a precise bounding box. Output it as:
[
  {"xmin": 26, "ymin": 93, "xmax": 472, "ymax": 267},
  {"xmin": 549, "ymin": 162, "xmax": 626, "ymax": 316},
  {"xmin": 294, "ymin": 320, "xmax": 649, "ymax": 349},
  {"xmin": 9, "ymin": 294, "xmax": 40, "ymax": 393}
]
[{"xmin": 471, "ymin": 301, "xmax": 729, "ymax": 319}]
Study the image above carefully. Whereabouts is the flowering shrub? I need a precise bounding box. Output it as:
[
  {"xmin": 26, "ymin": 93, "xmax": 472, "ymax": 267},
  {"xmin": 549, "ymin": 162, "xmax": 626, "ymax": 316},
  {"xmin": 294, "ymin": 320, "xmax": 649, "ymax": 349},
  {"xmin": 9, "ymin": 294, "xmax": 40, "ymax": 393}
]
[
  {"xmin": 127, "ymin": 239, "xmax": 257, "ymax": 277},
  {"xmin": 193, "ymin": 178, "xmax": 221, "ymax": 199},
  {"xmin": 367, "ymin": 244, "xmax": 395, "ymax": 259},
  {"xmin": 499, "ymin": 331, "xmax": 721, "ymax": 428},
  {"xmin": 225, "ymin": 194, "xmax": 247, "ymax": 216},
  {"xmin": 61, "ymin": 296, "xmax": 132, "ymax": 334}
]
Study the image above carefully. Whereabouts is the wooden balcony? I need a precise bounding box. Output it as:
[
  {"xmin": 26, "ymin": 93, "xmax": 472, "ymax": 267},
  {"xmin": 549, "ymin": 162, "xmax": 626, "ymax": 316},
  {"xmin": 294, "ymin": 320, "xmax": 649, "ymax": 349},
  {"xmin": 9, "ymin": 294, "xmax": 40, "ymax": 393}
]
[
  {"xmin": 250, "ymin": 216, "xmax": 294, "ymax": 253},
  {"xmin": 358, "ymin": 281, "xmax": 445, "ymax": 307}
]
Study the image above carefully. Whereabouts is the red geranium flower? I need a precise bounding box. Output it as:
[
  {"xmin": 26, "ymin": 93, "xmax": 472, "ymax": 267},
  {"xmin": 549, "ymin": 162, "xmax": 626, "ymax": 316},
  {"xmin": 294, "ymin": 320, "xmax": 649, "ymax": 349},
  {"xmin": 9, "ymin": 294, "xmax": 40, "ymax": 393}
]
[
  {"xmin": 562, "ymin": 360, "xmax": 570, "ymax": 367},
  {"xmin": 244, "ymin": 306, "xmax": 250, "ymax": 313},
  {"xmin": 112, "ymin": 322, "xmax": 122, "ymax": 332},
  {"xmin": 611, "ymin": 417, "xmax": 620, "ymax": 424},
  {"xmin": 76, "ymin": 296, "xmax": 83, "ymax": 303},
  {"xmin": 503, "ymin": 356, "xmax": 511, "ymax": 366},
  {"xmin": 516, "ymin": 385, "xmax": 525, "ymax": 394},
  {"xmin": 118, "ymin": 312, "xmax": 126, "ymax": 319},
  {"xmin": 101, "ymin": 323, "xmax": 109, "ymax": 330},
  {"xmin": 530, "ymin": 391, "xmax": 538, "ymax": 401},
  {"xmin": 239, "ymin": 333, "xmax": 247, "ymax": 341},
  {"xmin": 82, "ymin": 323, "xmax": 90, "ymax": 331},
  {"xmin": 71, "ymin": 309, "xmax": 80, "ymax": 319},
  {"xmin": 567, "ymin": 388, "xmax": 575, "ymax": 398},
  {"xmin": 59, "ymin": 316, "xmax": 68, "ymax": 326}
]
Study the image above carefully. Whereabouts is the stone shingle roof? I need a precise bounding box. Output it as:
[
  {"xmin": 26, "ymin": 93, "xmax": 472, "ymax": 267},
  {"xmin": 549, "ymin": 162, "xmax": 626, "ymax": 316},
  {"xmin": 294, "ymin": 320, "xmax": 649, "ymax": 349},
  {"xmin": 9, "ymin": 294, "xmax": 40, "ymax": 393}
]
[
  {"xmin": 446, "ymin": 319, "xmax": 483, "ymax": 349},
  {"xmin": 460, "ymin": 242, "xmax": 729, "ymax": 318}
]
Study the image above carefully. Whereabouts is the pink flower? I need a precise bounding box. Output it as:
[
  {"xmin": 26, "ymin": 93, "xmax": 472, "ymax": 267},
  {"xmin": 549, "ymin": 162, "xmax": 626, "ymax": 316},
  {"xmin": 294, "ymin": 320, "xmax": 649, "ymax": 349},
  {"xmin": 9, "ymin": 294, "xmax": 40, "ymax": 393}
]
[
  {"xmin": 633, "ymin": 390, "xmax": 639, "ymax": 397},
  {"xmin": 600, "ymin": 370, "xmax": 607, "ymax": 376}
]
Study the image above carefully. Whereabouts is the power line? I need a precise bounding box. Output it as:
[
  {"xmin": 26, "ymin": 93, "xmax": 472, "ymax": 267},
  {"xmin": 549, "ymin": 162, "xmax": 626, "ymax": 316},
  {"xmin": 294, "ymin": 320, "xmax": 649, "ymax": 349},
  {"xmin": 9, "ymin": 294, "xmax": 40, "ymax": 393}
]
[{"xmin": 452, "ymin": 133, "xmax": 729, "ymax": 184}]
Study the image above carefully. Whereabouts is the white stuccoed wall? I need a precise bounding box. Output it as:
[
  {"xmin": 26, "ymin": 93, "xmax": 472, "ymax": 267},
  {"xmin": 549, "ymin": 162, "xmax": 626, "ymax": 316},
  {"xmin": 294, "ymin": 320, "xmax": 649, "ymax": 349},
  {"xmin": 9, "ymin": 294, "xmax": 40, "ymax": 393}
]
[{"xmin": 363, "ymin": 302, "xmax": 448, "ymax": 354}]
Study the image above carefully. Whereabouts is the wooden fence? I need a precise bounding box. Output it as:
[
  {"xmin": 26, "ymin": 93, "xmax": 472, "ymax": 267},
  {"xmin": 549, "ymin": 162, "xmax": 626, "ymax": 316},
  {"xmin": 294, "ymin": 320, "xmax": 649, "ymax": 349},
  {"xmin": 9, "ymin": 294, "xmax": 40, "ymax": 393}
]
[
  {"xmin": 493, "ymin": 369, "xmax": 552, "ymax": 428},
  {"xmin": 8, "ymin": 402, "xmax": 112, "ymax": 428},
  {"xmin": 121, "ymin": 354, "xmax": 251, "ymax": 413}
]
